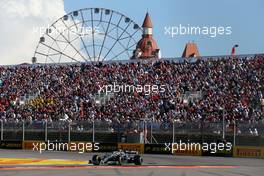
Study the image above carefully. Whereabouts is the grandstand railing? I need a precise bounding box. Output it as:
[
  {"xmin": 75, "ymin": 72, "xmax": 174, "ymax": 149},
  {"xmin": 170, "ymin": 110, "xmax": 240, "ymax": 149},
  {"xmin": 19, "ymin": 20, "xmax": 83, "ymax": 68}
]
[{"xmin": 0, "ymin": 119, "xmax": 263, "ymax": 146}]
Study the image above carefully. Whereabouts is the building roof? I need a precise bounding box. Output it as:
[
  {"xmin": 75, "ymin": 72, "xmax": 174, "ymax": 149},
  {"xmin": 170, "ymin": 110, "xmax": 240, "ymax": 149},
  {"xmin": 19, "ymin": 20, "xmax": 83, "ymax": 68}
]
[
  {"xmin": 142, "ymin": 12, "xmax": 153, "ymax": 28},
  {"xmin": 137, "ymin": 35, "xmax": 159, "ymax": 51},
  {"xmin": 182, "ymin": 42, "xmax": 200, "ymax": 58}
]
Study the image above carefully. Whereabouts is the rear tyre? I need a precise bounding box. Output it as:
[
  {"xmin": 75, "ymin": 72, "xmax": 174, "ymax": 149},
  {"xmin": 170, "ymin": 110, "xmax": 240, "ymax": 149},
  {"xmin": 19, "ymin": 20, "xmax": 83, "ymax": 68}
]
[
  {"xmin": 134, "ymin": 155, "xmax": 143, "ymax": 165},
  {"xmin": 92, "ymin": 155, "xmax": 101, "ymax": 165}
]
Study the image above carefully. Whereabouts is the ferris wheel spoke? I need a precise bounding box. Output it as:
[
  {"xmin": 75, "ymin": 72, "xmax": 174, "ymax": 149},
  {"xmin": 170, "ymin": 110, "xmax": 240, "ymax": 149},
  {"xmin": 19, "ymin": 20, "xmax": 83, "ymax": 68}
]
[
  {"xmin": 60, "ymin": 19, "xmax": 89, "ymax": 62},
  {"xmin": 131, "ymin": 29, "xmax": 141, "ymax": 41},
  {"xmin": 99, "ymin": 21, "xmax": 107, "ymax": 34},
  {"xmin": 110, "ymin": 42, "xmax": 137, "ymax": 60},
  {"xmin": 40, "ymin": 42, "xmax": 80, "ymax": 63},
  {"xmin": 71, "ymin": 19, "xmax": 135, "ymax": 44},
  {"xmin": 119, "ymin": 36, "xmax": 131, "ymax": 41},
  {"xmin": 52, "ymin": 22, "xmax": 89, "ymax": 62},
  {"xmin": 128, "ymin": 28, "xmax": 141, "ymax": 44},
  {"xmin": 47, "ymin": 53, "xmax": 61, "ymax": 56},
  {"xmin": 91, "ymin": 9, "xmax": 96, "ymax": 60},
  {"xmin": 70, "ymin": 14, "xmax": 79, "ymax": 31},
  {"xmin": 80, "ymin": 10, "xmax": 93, "ymax": 61},
  {"xmin": 98, "ymin": 11, "xmax": 113, "ymax": 61},
  {"xmin": 120, "ymin": 29, "xmax": 139, "ymax": 43},
  {"xmin": 102, "ymin": 33, "xmax": 127, "ymax": 54},
  {"xmin": 98, "ymin": 8, "xmax": 103, "ymax": 25},
  {"xmin": 47, "ymin": 55, "xmax": 57, "ymax": 63},
  {"xmin": 45, "ymin": 34, "xmax": 62, "ymax": 53},
  {"xmin": 116, "ymin": 38, "xmax": 129, "ymax": 56},
  {"xmin": 35, "ymin": 52, "xmax": 48, "ymax": 57},
  {"xmin": 81, "ymin": 44, "xmax": 117, "ymax": 58},
  {"xmin": 126, "ymin": 37, "xmax": 133, "ymax": 50},
  {"xmin": 103, "ymin": 20, "xmax": 132, "ymax": 61}
]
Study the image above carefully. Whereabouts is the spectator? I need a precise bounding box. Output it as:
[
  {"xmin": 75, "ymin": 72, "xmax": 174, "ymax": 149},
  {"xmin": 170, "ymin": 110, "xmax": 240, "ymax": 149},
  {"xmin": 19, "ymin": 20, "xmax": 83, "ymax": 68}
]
[{"xmin": 0, "ymin": 55, "xmax": 263, "ymax": 126}]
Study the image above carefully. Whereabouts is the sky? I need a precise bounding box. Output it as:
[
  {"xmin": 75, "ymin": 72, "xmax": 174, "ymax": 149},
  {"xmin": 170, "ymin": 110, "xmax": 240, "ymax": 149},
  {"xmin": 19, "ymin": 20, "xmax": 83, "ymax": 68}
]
[{"xmin": 0, "ymin": 0, "xmax": 263, "ymax": 65}]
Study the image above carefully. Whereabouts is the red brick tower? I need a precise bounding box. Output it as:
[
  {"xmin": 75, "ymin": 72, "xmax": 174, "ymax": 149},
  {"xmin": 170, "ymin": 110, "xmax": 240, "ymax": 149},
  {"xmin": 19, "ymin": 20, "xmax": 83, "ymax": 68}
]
[{"xmin": 132, "ymin": 13, "xmax": 160, "ymax": 59}]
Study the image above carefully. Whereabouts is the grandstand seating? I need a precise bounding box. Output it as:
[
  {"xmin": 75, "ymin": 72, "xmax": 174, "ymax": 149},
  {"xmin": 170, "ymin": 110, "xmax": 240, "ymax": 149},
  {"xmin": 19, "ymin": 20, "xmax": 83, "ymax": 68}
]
[{"xmin": 0, "ymin": 55, "xmax": 263, "ymax": 127}]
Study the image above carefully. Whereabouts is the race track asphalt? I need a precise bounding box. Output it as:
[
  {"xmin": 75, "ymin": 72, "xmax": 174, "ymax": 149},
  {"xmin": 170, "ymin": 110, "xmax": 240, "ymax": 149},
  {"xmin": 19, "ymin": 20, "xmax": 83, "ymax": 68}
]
[{"xmin": 0, "ymin": 149, "xmax": 263, "ymax": 176}]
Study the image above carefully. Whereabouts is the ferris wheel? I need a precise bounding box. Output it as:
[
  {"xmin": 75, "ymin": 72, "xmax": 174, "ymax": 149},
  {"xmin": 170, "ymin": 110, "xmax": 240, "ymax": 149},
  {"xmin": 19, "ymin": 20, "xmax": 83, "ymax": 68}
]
[{"xmin": 32, "ymin": 8, "xmax": 142, "ymax": 63}]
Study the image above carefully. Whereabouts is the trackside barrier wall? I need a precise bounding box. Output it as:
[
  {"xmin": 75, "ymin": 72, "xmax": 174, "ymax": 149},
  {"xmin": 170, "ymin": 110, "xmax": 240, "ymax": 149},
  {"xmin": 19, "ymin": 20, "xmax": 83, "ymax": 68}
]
[
  {"xmin": 0, "ymin": 141, "xmax": 23, "ymax": 149},
  {"xmin": 118, "ymin": 143, "xmax": 144, "ymax": 154},
  {"xmin": 144, "ymin": 144, "xmax": 171, "ymax": 154},
  {"xmin": 171, "ymin": 144, "xmax": 202, "ymax": 156},
  {"xmin": 23, "ymin": 140, "xmax": 45, "ymax": 150},
  {"xmin": 202, "ymin": 148, "xmax": 233, "ymax": 157},
  {"xmin": 67, "ymin": 141, "xmax": 93, "ymax": 152},
  {"xmin": 3, "ymin": 140, "xmax": 264, "ymax": 159},
  {"xmin": 21, "ymin": 140, "xmax": 118, "ymax": 153},
  {"xmin": 144, "ymin": 144, "xmax": 234, "ymax": 157},
  {"xmin": 233, "ymin": 146, "xmax": 264, "ymax": 159},
  {"xmin": 96, "ymin": 143, "xmax": 117, "ymax": 152},
  {"xmin": 66, "ymin": 142, "xmax": 116, "ymax": 152}
]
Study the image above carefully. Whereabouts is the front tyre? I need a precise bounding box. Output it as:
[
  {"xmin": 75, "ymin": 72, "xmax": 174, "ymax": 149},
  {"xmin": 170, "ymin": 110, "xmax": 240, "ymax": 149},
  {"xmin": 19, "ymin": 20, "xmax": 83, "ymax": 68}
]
[{"xmin": 118, "ymin": 156, "xmax": 123, "ymax": 165}]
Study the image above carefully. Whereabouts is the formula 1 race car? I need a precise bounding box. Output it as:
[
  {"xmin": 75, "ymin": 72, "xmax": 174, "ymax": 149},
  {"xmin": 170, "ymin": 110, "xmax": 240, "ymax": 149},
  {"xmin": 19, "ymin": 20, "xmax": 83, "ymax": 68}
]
[{"xmin": 91, "ymin": 150, "xmax": 143, "ymax": 165}]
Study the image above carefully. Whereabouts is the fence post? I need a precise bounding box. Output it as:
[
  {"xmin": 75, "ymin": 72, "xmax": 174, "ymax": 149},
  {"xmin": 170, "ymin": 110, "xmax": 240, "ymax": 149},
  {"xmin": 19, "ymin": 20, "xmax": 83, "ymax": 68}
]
[
  {"xmin": 0, "ymin": 120, "xmax": 3, "ymax": 141},
  {"xmin": 150, "ymin": 120, "xmax": 153, "ymax": 144},
  {"xmin": 22, "ymin": 120, "xmax": 25, "ymax": 141},
  {"xmin": 144, "ymin": 120, "xmax": 147, "ymax": 143},
  {"xmin": 68, "ymin": 122, "xmax": 71, "ymax": 142},
  {"xmin": 92, "ymin": 118, "xmax": 95, "ymax": 143},
  {"xmin": 201, "ymin": 118, "xmax": 204, "ymax": 143},
  {"xmin": 233, "ymin": 120, "xmax": 236, "ymax": 146},
  {"xmin": 45, "ymin": 120, "xmax": 47, "ymax": 142},
  {"xmin": 222, "ymin": 112, "xmax": 225, "ymax": 140},
  {"xmin": 172, "ymin": 120, "xmax": 175, "ymax": 143}
]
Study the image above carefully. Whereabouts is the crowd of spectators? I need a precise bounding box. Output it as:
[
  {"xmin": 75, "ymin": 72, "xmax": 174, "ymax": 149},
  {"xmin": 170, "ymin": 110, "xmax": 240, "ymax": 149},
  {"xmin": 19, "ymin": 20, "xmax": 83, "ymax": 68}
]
[{"xmin": 0, "ymin": 55, "xmax": 263, "ymax": 128}]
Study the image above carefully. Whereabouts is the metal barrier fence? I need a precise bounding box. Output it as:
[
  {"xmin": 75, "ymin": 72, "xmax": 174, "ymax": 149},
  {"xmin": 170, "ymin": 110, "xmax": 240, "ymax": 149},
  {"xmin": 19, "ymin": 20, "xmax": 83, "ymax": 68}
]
[{"xmin": 0, "ymin": 120, "xmax": 263, "ymax": 146}]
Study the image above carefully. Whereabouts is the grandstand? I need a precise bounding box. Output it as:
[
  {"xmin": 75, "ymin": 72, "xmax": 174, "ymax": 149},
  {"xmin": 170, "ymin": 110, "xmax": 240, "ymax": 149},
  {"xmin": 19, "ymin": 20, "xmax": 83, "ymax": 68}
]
[{"xmin": 1, "ymin": 55, "xmax": 263, "ymax": 139}]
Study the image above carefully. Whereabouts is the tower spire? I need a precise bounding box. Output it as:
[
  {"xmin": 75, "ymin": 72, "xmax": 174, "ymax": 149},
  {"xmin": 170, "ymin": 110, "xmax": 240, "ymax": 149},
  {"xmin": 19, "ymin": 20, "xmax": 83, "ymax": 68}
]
[{"xmin": 142, "ymin": 12, "xmax": 153, "ymax": 28}]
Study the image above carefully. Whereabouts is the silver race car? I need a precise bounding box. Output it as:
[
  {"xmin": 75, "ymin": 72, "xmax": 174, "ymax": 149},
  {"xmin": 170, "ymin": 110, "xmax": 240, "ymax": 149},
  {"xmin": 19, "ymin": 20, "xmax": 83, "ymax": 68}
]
[{"xmin": 91, "ymin": 150, "xmax": 143, "ymax": 165}]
